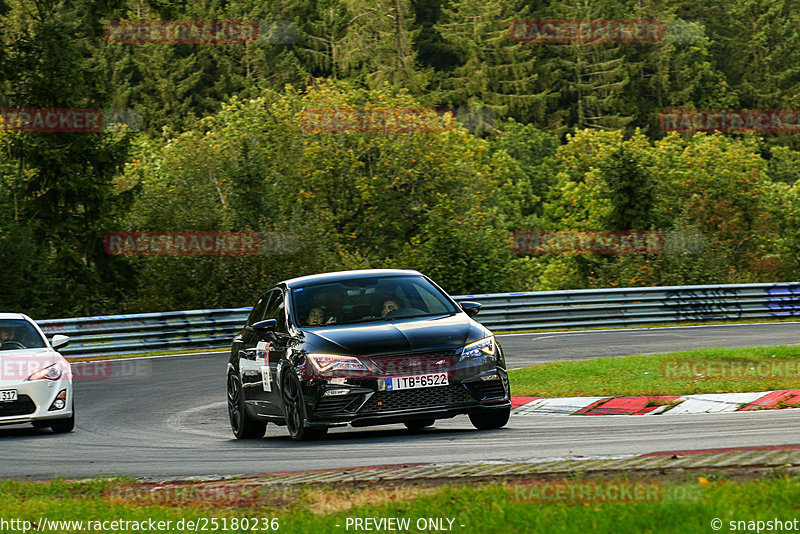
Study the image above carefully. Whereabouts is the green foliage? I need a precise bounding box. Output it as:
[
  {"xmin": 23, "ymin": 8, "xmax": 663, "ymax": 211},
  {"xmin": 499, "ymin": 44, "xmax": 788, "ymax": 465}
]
[
  {"xmin": 4, "ymin": 0, "xmax": 800, "ymax": 315},
  {"xmin": 598, "ymin": 145, "xmax": 655, "ymax": 231},
  {"xmin": 534, "ymin": 130, "xmax": 786, "ymax": 289},
  {"xmin": 116, "ymin": 81, "xmax": 527, "ymax": 309},
  {"xmin": 395, "ymin": 202, "xmax": 521, "ymax": 295},
  {"xmin": 490, "ymin": 121, "xmax": 560, "ymax": 219},
  {"xmin": 0, "ymin": 0, "xmax": 134, "ymax": 316},
  {"xmin": 434, "ymin": 0, "xmax": 549, "ymax": 133}
]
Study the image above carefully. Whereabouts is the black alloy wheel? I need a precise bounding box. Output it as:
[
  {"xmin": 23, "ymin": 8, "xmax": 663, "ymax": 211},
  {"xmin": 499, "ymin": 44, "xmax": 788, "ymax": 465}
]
[
  {"xmin": 282, "ymin": 371, "xmax": 327, "ymax": 441},
  {"xmin": 228, "ymin": 373, "xmax": 266, "ymax": 439}
]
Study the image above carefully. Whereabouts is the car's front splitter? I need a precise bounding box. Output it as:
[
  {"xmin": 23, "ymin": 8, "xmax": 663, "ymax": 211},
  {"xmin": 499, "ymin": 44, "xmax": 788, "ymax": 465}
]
[
  {"xmin": 302, "ymin": 369, "xmax": 510, "ymax": 428},
  {"xmin": 0, "ymin": 378, "xmax": 72, "ymax": 426}
]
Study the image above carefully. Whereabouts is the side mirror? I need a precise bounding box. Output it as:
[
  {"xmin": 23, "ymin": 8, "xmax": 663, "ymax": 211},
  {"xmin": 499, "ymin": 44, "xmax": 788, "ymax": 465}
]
[
  {"xmin": 459, "ymin": 301, "xmax": 482, "ymax": 317},
  {"xmin": 251, "ymin": 319, "xmax": 277, "ymax": 339},
  {"xmin": 51, "ymin": 335, "xmax": 70, "ymax": 349}
]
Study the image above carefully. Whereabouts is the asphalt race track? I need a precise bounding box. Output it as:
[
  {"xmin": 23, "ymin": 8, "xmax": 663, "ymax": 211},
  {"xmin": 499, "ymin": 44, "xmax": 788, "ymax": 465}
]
[{"xmin": 1, "ymin": 322, "xmax": 800, "ymax": 480}]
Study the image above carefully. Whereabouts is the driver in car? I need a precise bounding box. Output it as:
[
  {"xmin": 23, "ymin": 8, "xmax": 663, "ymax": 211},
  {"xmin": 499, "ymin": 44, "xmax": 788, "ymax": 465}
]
[
  {"xmin": 0, "ymin": 327, "xmax": 18, "ymax": 350},
  {"xmin": 308, "ymin": 306, "xmax": 325, "ymax": 326},
  {"xmin": 308, "ymin": 306, "xmax": 337, "ymax": 326},
  {"xmin": 381, "ymin": 299, "xmax": 400, "ymax": 317}
]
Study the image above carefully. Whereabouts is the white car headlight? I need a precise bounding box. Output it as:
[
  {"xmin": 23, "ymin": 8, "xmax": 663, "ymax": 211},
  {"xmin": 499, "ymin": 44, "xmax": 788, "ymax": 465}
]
[
  {"xmin": 460, "ymin": 336, "xmax": 496, "ymax": 359},
  {"xmin": 27, "ymin": 363, "xmax": 63, "ymax": 381}
]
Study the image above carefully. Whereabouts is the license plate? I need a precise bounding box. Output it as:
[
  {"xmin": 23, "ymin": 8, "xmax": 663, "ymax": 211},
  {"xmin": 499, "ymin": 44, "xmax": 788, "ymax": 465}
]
[
  {"xmin": 386, "ymin": 373, "xmax": 448, "ymax": 391},
  {"xmin": 0, "ymin": 390, "xmax": 18, "ymax": 402}
]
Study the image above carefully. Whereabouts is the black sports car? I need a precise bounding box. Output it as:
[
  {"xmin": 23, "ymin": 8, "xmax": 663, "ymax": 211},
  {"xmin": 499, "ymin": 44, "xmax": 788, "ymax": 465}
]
[{"xmin": 226, "ymin": 269, "xmax": 511, "ymax": 440}]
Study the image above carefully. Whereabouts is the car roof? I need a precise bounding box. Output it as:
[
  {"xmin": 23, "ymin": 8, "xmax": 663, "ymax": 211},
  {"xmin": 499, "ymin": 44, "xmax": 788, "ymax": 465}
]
[
  {"xmin": 283, "ymin": 269, "xmax": 424, "ymax": 289},
  {"xmin": 0, "ymin": 313, "xmax": 30, "ymax": 321}
]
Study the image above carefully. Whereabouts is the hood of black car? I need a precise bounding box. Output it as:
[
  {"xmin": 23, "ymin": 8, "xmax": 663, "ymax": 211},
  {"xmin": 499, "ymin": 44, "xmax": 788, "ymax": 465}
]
[{"xmin": 304, "ymin": 314, "xmax": 487, "ymax": 356}]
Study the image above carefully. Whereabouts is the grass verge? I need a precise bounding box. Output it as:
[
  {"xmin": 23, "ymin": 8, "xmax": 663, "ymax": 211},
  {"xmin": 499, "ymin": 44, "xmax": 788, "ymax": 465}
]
[
  {"xmin": 2, "ymin": 475, "xmax": 800, "ymax": 533},
  {"xmin": 508, "ymin": 344, "xmax": 800, "ymax": 397}
]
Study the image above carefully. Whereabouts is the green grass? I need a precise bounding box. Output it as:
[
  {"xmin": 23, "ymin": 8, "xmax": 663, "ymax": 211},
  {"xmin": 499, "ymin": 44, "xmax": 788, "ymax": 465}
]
[
  {"xmin": 2, "ymin": 475, "xmax": 800, "ymax": 533},
  {"xmin": 508, "ymin": 344, "xmax": 800, "ymax": 397}
]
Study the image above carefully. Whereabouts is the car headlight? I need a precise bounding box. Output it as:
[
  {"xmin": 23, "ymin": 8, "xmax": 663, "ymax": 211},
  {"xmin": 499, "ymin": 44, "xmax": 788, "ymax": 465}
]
[
  {"xmin": 306, "ymin": 354, "xmax": 368, "ymax": 375},
  {"xmin": 27, "ymin": 363, "xmax": 63, "ymax": 381},
  {"xmin": 459, "ymin": 336, "xmax": 496, "ymax": 359}
]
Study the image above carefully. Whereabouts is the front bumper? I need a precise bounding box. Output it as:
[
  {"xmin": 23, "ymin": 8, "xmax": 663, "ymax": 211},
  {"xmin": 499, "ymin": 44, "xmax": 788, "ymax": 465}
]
[
  {"xmin": 0, "ymin": 378, "xmax": 72, "ymax": 426},
  {"xmin": 302, "ymin": 367, "xmax": 510, "ymax": 427}
]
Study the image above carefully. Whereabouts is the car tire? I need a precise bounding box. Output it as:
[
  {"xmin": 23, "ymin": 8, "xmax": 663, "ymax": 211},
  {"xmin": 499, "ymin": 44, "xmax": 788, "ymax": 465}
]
[
  {"xmin": 468, "ymin": 407, "xmax": 510, "ymax": 430},
  {"xmin": 282, "ymin": 371, "xmax": 327, "ymax": 441},
  {"xmin": 49, "ymin": 403, "xmax": 75, "ymax": 434},
  {"xmin": 227, "ymin": 373, "xmax": 266, "ymax": 439},
  {"xmin": 404, "ymin": 418, "xmax": 435, "ymax": 430}
]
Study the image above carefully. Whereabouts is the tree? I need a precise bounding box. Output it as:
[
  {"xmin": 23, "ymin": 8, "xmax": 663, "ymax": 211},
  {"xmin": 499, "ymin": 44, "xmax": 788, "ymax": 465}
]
[
  {"xmin": 0, "ymin": 0, "xmax": 134, "ymax": 315},
  {"xmin": 340, "ymin": 0, "xmax": 429, "ymax": 92},
  {"xmin": 490, "ymin": 120, "xmax": 560, "ymax": 218},
  {"xmin": 599, "ymin": 145, "xmax": 655, "ymax": 230},
  {"xmin": 717, "ymin": 0, "xmax": 800, "ymax": 109},
  {"xmin": 541, "ymin": 0, "xmax": 634, "ymax": 131},
  {"xmin": 293, "ymin": 0, "xmax": 359, "ymax": 79},
  {"xmin": 118, "ymin": 81, "xmax": 530, "ymax": 308},
  {"xmin": 434, "ymin": 0, "xmax": 550, "ymax": 133},
  {"xmin": 621, "ymin": 11, "xmax": 738, "ymax": 137}
]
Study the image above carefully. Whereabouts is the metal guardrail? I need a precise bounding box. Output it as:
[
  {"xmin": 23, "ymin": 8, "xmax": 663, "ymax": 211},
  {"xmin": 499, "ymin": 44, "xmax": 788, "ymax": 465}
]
[
  {"xmin": 457, "ymin": 283, "xmax": 796, "ymax": 331},
  {"xmin": 36, "ymin": 282, "xmax": 800, "ymax": 357},
  {"xmin": 38, "ymin": 308, "xmax": 251, "ymax": 357}
]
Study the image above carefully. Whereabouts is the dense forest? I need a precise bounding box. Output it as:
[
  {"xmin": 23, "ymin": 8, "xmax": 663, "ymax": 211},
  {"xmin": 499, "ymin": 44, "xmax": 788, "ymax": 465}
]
[{"xmin": 2, "ymin": 0, "xmax": 800, "ymax": 317}]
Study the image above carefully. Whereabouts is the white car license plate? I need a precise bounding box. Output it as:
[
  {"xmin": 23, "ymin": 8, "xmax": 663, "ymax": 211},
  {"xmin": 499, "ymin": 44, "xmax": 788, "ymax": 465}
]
[
  {"xmin": 386, "ymin": 373, "xmax": 448, "ymax": 391},
  {"xmin": 0, "ymin": 390, "xmax": 18, "ymax": 402}
]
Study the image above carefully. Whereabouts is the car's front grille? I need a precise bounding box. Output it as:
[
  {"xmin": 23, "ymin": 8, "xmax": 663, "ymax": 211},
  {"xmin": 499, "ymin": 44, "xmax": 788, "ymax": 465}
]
[
  {"xmin": 467, "ymin": 380, "xmax": 507, "ymax": 400},
  {"xmin": 367, "ymin": 352, "xmax": 454, "ymax": 377},
  {"xmin": 315, "ymin": 395, "xmax": 359, "ymax": 415},
  {"xmin": 0, "ymin": 395, "xmax": 36, "ymax": 417},
  {"xmin": 362, "ymin": 384, "xmax": 473, "ymax": 412}
]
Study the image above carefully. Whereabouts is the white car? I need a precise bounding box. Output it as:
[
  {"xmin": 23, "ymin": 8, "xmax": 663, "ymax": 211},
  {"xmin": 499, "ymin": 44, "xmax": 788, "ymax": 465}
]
[{"xmin": 0, "ymin": 313, "xmax": 74, "ymax": 433}]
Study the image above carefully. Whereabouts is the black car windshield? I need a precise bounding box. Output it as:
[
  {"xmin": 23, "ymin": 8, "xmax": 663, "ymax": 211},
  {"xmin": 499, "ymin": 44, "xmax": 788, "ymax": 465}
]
[
  {"xmin": 291, "ymin": 275, "xmax": 459, "ymax": 327},
  {"xmin": 0, "ymin": 319, "xmax": 47, "ymax": 350}
]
